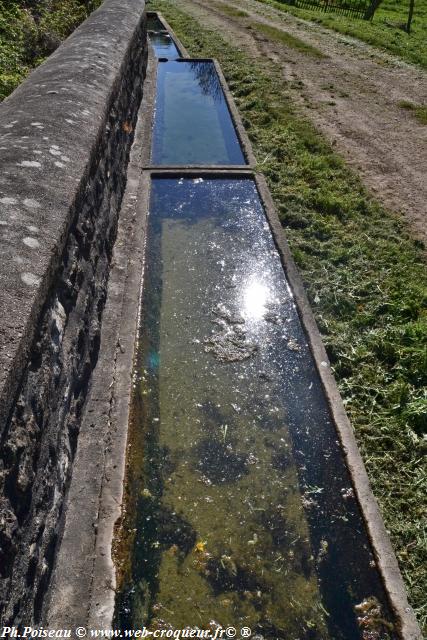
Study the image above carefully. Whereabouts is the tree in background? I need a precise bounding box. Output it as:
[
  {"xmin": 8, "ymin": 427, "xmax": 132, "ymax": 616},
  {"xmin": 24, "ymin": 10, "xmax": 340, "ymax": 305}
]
[
  {"xmin": 0, "ymin": 0, "xmax": 102, "ymax": 100},
  {"xmin": 364, "ymin": 0, "xmax": 415, "ymax": 32},
  {"xmin": 405, "ymin": 0, "xmax": 415, "ymax": 32},
  {"xmin": 363, "ymin": 0, "xmax": 383, "ymax": 19}
]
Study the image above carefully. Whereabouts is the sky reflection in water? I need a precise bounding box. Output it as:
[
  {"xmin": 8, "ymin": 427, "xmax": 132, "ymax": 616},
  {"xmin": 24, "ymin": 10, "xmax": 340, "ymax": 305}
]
[{"xmin": 152, "ymin": 62, "xmax": 246, "ymax": 165}]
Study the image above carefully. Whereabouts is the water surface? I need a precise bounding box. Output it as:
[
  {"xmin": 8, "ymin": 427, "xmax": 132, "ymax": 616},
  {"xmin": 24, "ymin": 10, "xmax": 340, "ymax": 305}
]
[
  {"xmin": 147, "ymin": 14, "xmax": 166, "ymax": 31},
  {"xmin": 149, "ymin": 31, "xmax": 180, "ymax": 59},
  {"xmin": 116, "ymin": 178, "xmax": 394, "ymax": 640},
  {"xmin": 151, "ymin": 61, "xmax": 246, "ymax": 165}
]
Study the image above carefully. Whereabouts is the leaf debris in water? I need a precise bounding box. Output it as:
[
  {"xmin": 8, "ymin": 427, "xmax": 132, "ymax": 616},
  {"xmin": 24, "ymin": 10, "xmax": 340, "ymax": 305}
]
[{"xmin": 204, "ymin": 304, "xmax": 258, "ymax": 362}]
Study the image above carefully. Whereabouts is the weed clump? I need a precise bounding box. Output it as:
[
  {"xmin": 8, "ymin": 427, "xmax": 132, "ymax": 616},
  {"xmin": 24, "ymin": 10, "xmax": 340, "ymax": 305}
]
[{"xmin": 398, "ymin": 100, "xmax": 427, "ymax": 125}]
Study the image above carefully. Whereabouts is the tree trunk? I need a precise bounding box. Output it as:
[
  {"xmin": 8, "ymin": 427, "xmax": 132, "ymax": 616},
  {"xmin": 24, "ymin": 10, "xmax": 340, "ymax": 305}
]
[
  {"xmin": 363, "ymin": 0, "xmax": 383, "ymax": 20},
  {"xmin": 406, "ymin": 0, "xmax": 415, "ymax": 33}
]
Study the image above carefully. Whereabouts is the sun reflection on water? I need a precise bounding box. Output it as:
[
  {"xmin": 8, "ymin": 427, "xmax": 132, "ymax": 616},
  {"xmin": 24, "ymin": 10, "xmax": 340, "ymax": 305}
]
[{"xmin": 242, "ymin": 279, "xmax": 270, "ymax": 321}]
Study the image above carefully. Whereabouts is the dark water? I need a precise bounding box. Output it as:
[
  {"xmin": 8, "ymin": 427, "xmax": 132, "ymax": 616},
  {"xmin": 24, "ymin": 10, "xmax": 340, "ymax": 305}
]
[
  {"xmin": 116, "ymin": 178, "xmax": 395, "ymax": 640},
  {"xmin": 149, "ymin": 31, "xmax": 180, "ymax": 59},
  {"xmin": 151, "ymin": 61, "xmax": 246, "ymax": 165},
  {"xmin": 147, "ymin": 14, "xmax": 166, "ymax": 31}
]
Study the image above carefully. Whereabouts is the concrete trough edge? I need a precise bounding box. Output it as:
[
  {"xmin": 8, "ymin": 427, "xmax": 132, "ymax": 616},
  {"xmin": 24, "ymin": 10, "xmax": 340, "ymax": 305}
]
[
  {"xmin": 45, "ymin": 47, "xmax": 158, "ymax": 629},
  {"xmin": 87, "ymin": 51, "xmax": 158, "ymax": 630},
  {"xmin": 212, "ymin": 59, "xmax": 257, "ymax": 167}
]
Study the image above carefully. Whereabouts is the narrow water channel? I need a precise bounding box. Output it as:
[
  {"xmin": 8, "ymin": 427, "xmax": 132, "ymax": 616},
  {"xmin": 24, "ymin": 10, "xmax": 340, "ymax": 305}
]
[
  {"xmin": 151, "ymin": 61, "xmax": 246, "ymax": 166},
  {"xmin": 147, "ymin": 13, "xmax": 181, "ymax": 60},
  {"xmin": 148, "ymin": 32, "xmax": 180, "ymax": 59},
  {"xmin": 147, "ymin": 14, "xmax": 167, "ymax": 31},
  {"xmin": 115, "ymin": 177, "xmax": 395, "ymax": 640}
]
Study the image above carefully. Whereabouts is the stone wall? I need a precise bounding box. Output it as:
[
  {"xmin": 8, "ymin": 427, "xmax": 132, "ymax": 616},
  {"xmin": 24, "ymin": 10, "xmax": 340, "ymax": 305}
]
[{"xmin": 0, "ymin": 0, "xmax": 147, "ymax": 624}]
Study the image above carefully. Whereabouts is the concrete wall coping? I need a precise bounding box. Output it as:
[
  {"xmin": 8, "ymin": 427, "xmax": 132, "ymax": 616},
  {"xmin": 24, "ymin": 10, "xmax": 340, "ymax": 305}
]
[{"xmin": 0, "ymin": 0, "xmax": 146, "ymax": 432}]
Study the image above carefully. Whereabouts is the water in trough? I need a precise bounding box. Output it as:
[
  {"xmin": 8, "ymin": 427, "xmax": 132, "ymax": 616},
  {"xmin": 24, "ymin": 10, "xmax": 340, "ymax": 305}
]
[
  {"xmin": 151, "ymin": 61, "xmax": 246, "ymax": 166},
  {"xmin": 115, "ymin": 177, "xmax": 394, "ymax": 640}
]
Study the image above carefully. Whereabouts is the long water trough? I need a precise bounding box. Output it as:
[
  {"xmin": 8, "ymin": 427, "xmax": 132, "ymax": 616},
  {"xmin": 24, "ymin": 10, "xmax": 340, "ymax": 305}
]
[
  {"xmin": 116, "ymin": 176, "xmax": 393, "ymax": 639},
  {"xmin": 151, "ymin": 61, "xmax": 246, "ymax": 166},
  {"xmin": 0, "ymin": 4, "xmax": 419, "ymax": 636},
  {"xmin": 147, "ymin": 10, "xmax": 181, "ymax": 61},
  {"xmin": 112, "ymin": 13, "xmax": 418, "ymax": 640}
]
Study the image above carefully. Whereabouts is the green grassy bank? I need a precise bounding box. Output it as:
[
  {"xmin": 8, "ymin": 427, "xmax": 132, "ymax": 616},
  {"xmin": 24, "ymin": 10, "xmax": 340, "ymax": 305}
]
[
  {"xmin": 257, "ymin": 0, "xmax": 427, "ymax": 68},
  {"xmin": 150, "ymin": 0, "xmax": 427, "ymax": 630},
  {"xmin": 0, "ymin": 0, "xmax": 101, "ymax": 100}
]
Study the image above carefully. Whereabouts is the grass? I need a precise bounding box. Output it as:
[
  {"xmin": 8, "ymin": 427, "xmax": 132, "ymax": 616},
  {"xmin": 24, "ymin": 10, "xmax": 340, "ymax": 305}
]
[
  {"xmin": 255, "ymin": 0, "xmax": 427, "ymax": 68},
  {"xmin": 248, "ymin": 20, "xmax": 327, "ymax": 56},
  {"xmin": 398, "ymin": 100, "xmax": 427, "ymax": 124},
  {"xmin": 149, "ymin": 0, "xmax": 426, "ymax": 631},
  {"xmin": 210, "ymin": 0, "xmax": 326, "ymax": 56},
  {"xmin": 0, "ymin": 0, "xmax": 102, "ymax": 101},
  {"xmin": 213, "ymin": 2, "xmax": 249, "ymax": 18}
]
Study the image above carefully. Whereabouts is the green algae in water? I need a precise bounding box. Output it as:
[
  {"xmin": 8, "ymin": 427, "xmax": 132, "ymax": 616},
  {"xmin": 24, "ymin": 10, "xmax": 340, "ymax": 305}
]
[{"xmin": 116, "ymin": 178, "xmax": 395, "ymax": 640}]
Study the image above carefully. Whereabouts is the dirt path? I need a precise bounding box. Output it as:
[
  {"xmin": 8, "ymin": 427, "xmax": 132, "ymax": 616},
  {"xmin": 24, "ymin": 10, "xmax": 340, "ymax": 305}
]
[{"xmin": 171, "ymin": 0, "xmax": 427, "ymax": 243}]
